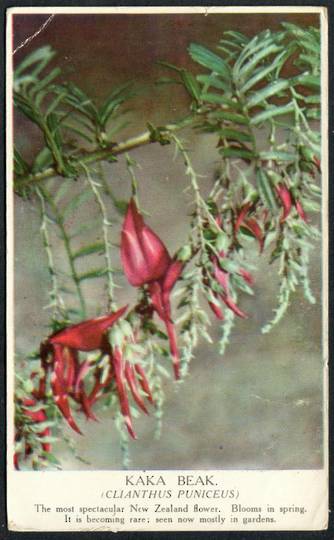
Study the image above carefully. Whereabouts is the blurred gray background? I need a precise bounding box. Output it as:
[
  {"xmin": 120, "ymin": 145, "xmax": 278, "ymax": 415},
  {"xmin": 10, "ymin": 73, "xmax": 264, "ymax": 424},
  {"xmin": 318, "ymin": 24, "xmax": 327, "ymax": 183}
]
[{"xmin": 13, "ymin": 12, "xmax": 323, "ymax": 470}]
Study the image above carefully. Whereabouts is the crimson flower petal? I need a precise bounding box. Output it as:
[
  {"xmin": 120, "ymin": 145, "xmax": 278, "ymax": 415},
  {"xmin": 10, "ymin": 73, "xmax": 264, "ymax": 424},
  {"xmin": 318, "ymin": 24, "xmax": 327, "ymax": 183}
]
[
  {"xmin": 77, "ymin": 386, "xmax": 98, "ymax": 421},
  {"xmin": 235, "ymin": 203, "xmax": 252, "ymax": 232},
  {"xmin": 74, "ymin": 359, "xmax": 92, "ymax": 394},
  {"xmin": 113, "ymin": 347, "xmax": 136, "ymax": 439},
  {"xmin": 276, "ymin": 184, "xmax": 292, "ymax": 223},
  {"xmin": 162, "ymin": 260, "xmax": 184, "ymax": 295},
  {"xmin": 165, "ymin": 318, "xmax": 180, "ymax": 380},
  {"xmin": 243, "ymin": 218, "xmax": 264, "ymax": 252},
  {"xmin": 222, "ymin": 295, "xmax": 248, "ymax": 319},
  {"xmin": 51, "ymin": 374, "xmax": 82, "ymax": 435},
  {"xmin": 50, "ymin": 306, "xmax": 127, "ymax": 351},
  {"xmin": 239, "ymin": 268, "xmax": 254, "ymax": 286},
  {"xmin": 125, "ymin": 362, "xmax": 149, "ymax": 415},
  {"xmin": 295, "ymin": 200, "xmax": 308, "ymax": 222},
  {"xmin": 208, "ymin": 299, "xmax": 225, "ymax": 320},
  {"xmin": 121, "ymin": 199, "xmax": 171, "ymax": 286},
  {"xmin": 148, "ymin": 281, "xmax": 166, "ymax": 320},
  {"xmin": 134, "ymin": 364, "xmax": 154, "ymax": 404},
  {"xmin": 213, "ymin": 259, "xmax": 230, "ymax": 292}
]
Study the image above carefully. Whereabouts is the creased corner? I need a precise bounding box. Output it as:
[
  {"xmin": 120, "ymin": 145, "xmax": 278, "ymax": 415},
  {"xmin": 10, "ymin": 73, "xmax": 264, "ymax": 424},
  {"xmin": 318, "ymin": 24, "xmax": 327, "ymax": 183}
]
[{"xmin": 13, "ymin": 15, "xmax": 55, "ymax": 55}]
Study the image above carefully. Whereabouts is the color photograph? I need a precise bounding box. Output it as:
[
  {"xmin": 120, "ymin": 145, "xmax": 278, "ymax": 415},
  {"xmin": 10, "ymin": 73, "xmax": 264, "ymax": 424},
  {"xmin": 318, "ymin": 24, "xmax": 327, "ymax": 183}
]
[{"xmin": 12, "ymin": 9, "xmax": 324, "ymax": 473}]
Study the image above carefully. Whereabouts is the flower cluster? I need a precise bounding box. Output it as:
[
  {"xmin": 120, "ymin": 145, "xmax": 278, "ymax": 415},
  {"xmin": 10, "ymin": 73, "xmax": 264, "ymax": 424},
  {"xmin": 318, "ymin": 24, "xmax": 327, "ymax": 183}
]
[
  {"xmin": 15, "ymin": 177, "xmax": 317, "ymax": 468},
  {"xmin": 14, "ymin": 396, "xmax": 51, "ymax": 469},
  {"xmin": 275, "ymin": 184, "xmax": 308, "ymax": 223}
]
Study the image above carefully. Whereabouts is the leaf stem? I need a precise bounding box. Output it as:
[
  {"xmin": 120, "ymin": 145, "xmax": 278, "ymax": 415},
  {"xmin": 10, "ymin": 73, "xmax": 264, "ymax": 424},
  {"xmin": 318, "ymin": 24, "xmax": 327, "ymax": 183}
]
[{"xmin": 14, "ymin": 115, "xmax": 196, "ymax": 192}]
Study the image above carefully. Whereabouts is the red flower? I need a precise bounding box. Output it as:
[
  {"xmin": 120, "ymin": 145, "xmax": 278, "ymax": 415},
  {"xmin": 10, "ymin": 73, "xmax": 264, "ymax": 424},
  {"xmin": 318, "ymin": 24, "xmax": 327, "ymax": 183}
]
[
  {"xmin": 295, "ymin": 200, "xmax": 308, "ymax": 222},
  {"xmin": 121, "ymin": 199, "xmax": 183, "ymax": 380},
  {"xmin": 49, "ymin": 309, "xmax": 127, "ymax": 351},
  {"xmin": 121, "ymin": 198, "xmax": 171, "ymax": 286},
  {"xmin": 42, "ymin": 306, "xmax": 154, "ymax": 439},
  {"xmin": 213, "ymin": 258, "xmax": 248, "ymax": 319},
  {"xmin": 14, "ymin": 397, "xmax": 51, "ymax": 469},
  {"xmin": 235, "ymin": 205, "xmax": 264, "ymax": 252},
  {"xmin": 275, "ymin": 184, "xmax": 292, "ymax": 222},
  {"xmin": 275, "ymin": 184, "xmax": 308, "ymax": 223}
]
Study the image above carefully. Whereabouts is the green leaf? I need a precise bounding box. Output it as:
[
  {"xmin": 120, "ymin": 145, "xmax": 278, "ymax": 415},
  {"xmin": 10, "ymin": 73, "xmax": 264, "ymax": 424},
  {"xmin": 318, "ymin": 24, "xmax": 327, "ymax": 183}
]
[
  {"xmin": 219, "ymin": 147, "xmax": 255, "ymax": 160},
  {"xmin": 237, "ymin": 44, "xmax": 284, "ymax": 82},
  {"xmin": 29, "ymin": 420, "xmax": 56, "ymax": 432},
  {"xmin": 203, "ymin": 94, "xmax": 240, "ymax": 110},
  {"xmin": 180, "ymin": 71, "xmax": 202, "ymax": 101},
  {"xmin": 32, "ymin": 147, "xmax": 54, "ymax": 173},
  {"xmin": 14, "ymin": 94, "xmax": 38, "ymax": 123},
  {"xmin": 208, "ymin": 110, "xmax": 248, "ymax": 124},
  {"xmin": 63, "ymin": 123, "xmax": 94, "ymax": 144},
  {"xmin": 219, "ymin": 38, "xmax": 244, "ymax": 51},
  {"xmin": 14, "ymin": 148, "xmax": 29, "ymax": 175},
  {"xmin": 240, "ymin": 50, "xmax": 289, "ymax": 93},
  {"xmin": 72, "ymin": 242, "xmax": 105, "ymax": 260},
  {"xmin": 99, "ymin": 82, "xmax": 134, "ymax": 125},
  {"xmin": 61, "ymin": 190, "xmax": 94, "ymax": 220},
  {"xmin": 45, "ymin": 90, "xmax": 68, "ymax": 117},
  {"xmin": 223, "ymin": 31, "xmax": 248, "ymax": 45},
  {"xmin": 246, "ymin": 79, "xmax": 290, "ymax": 108},
  {"xmin": 197, "ymin": 74, "xmax": 228, "ymax": 91},
  {"xmin": 250, "ymin": 102, "xmax": 295, "ymax": 125},
  {"xmin": 14, "ymin": 46, "xmax": 55, "ymax": 78},
  {"xmin": 218, "ymin": 128, "xmax": 253, "ymax": 143},
  {"xmin": 303, "ymin": 95, "xmax": 320, "ymax": 104},
  {"xmin": 291, "ymin": 73, "xmax": 320, "ymax": 89},
  {"xmin": 30, "ymin": 68, "xmax": 61, "ymax": 100},
  {"xmin": 218, "ymin": 258, "xmax": 239, "ymax": 274},
  {"xmin": 233, "ymin": 274, "xmax": 254, "ymax": 295},
  {"xmin": 256, "ymin": 168, "xmax": 278, "ymax": 211},
  {"xmin": 78, "ymin": 268, "xmax": 108, "ymax": 281},
  {"xmin": 189, "ymin": 43, "xmax": 230, "ymax": 80},
  {"xmin": 235, "ymin": 31, "xmax": 271, "ymax": 67},
  {"xmin": 259, "ymin": 151, "xmax": 295, "ymax": 162},
  {"xmin": 305, "ymin": 108, "xmax": 320, "ymax": 120}
]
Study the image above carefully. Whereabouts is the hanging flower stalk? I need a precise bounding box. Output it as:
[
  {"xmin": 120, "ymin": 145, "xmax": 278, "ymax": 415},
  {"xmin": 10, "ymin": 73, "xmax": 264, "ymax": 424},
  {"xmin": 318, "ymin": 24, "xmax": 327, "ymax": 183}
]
[{"xmin": 121, "ymin": 198, "xmax": 183, "ymax": 380}]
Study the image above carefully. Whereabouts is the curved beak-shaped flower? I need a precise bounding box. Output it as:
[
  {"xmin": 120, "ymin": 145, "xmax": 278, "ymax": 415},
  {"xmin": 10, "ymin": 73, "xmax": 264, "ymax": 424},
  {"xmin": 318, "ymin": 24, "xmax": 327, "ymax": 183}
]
[
  {"xmin": 295, "ymin": 200, "xmax": 308, "ymax": 222},
  {"xmin": 275, "ymin": 184, "xmax": 292, "ymax": 223},
  {"xmin": 275, "ymin": 184, "xmax": 308, "ymax": 223},
  {"xmin": 49, "ymin": 307, "xmax": 127, "ymax": 351},
  {"xmin": 121, "ymin": 198, "xmax": 171, "ymax": 286},
  {"xmin": 121, "ymin": 199, "xmax": 183, "ymax": 380},
  {"xmin": 235, "ymin": 205, "xmax": 264, "ymax": 252},
  {"xmin": 41, "ymin": 307, "xmax": 150, "ymax": 437}
]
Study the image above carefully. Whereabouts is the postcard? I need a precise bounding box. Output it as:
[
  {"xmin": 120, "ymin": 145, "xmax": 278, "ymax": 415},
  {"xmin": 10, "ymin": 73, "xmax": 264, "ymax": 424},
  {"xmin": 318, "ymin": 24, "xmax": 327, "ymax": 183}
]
[{"xmin": 7, "ymin": 6, "xmax": 328, "ymax": 532}]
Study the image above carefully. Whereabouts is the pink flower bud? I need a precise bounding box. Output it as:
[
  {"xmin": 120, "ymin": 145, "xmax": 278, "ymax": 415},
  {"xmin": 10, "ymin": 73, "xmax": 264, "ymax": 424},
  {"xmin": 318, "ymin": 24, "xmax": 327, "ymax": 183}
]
[
  {"xmin": 276, "ymin": 184, "xmax": 292, "ymax": 222},
  {"xmin": 295, "ymin": 200, "xmax": 308, "ymax": 222},
  {"xmin": 121, "ymin": 198, "xmax": 171, "ymax": 286}
]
